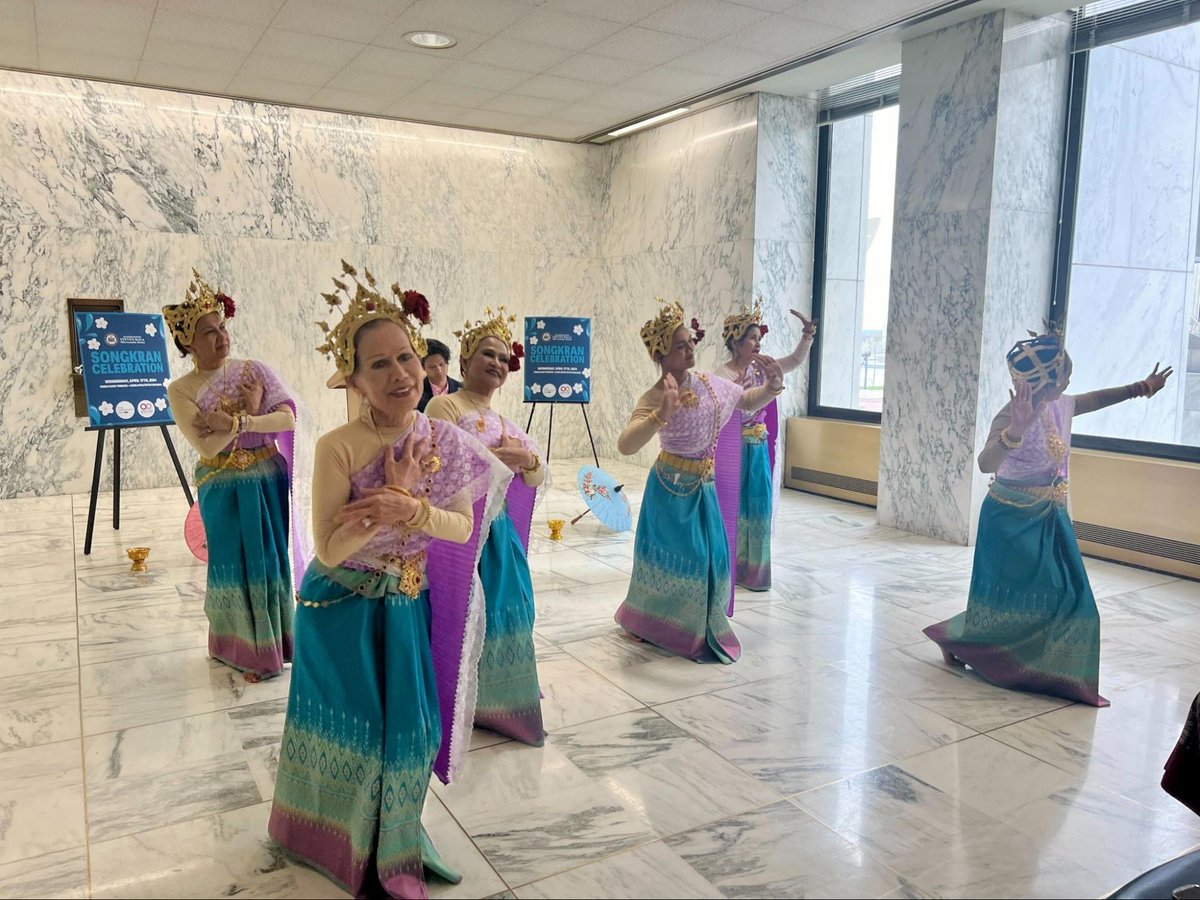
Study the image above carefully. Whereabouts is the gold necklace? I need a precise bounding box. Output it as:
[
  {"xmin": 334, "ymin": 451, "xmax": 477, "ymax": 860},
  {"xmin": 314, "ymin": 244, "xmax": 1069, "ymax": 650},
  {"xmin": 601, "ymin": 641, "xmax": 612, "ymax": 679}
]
[
  {"xmin": 677, "ymin": 372, "xmax": 700, "ymax": 408},
  {"xmin": 1042, "ymin": 404, "xmax": 1066, "ymax": 468},
  {"xmin": 462, "ymin": 390, "xmax": 505, "ymax": 439}
]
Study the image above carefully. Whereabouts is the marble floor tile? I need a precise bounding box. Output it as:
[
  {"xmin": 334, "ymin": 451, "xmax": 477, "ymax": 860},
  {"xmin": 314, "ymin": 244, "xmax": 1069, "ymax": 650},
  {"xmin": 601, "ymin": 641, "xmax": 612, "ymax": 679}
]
[
  {"xmin": 84, "ymin": 710, "xmax": 262, "ymax": 842},
  {"xmin": 534, "ymin": 581, "xmax": 633, "ymax": 645},
  {"xmin": 0, "ymin": 740, "xmax": 86, "ymax": 865},
  {"xmin": 423, "ymin": 793, "xmax": 509, "ymax": 899},
  {"xmin": 531, "ymin": 654, "xmax": 645, "ymax": 732},
  {"xmin": 88, "ymin": 801, "xmax": 349, "ymax": 899},
  {"xmin": 570, "ymin": 645, "xmax": 748, "ymax": 707},
  {"xmin": 80, "ymin": 648, "xmax": 290, "ymax": 735},
  {"xmin": 0, "ymin": 847, "xmax": 89, "ymax": 899},
  {"xmin": 0, "ymin": 667, "xmax": 80, "ymax": 752},
  {"xmin": 527, "ymin": 545, "xmax": 629, "ymax": 590},
  {"xmin": 665, "ymin": 799, "xmax": 906, "ymax": 898},
  {"xmin": 514, "ymin": 840, "xmax": 722, "ymax": 899},
  {"xmin": 77, "ymin": 598, "xmax": 210, "ymax": 666},
  {"xmin": 0, "ymin": 527, "xmax": 74, "ymax": 556},
  {"xmin": 0, "ymin": 614, "xmax": 77, "ymax": 679}
]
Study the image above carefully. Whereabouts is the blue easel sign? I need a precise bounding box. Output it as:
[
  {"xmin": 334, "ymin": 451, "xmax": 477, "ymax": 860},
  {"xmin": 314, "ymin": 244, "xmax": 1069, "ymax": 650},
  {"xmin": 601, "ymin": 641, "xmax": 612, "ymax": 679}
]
[
  {"xmin": 74, "ymin": 311, "xmax": 174, "ymax": 427},
  {"xmin": 523, "ymin": 316, "xmax": 591, "ymax": 403}
]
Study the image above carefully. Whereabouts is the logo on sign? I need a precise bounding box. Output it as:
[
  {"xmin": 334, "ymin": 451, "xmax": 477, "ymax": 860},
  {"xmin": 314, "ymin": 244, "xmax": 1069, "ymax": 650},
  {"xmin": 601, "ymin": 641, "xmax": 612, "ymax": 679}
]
[
  {"xmin": 115, "ymin": 401, "xmax": 135, "ymax": 420},
  {"xmin": 137, "ymin": 399, "xmax": 156, "ymax": 418},
  {"xmin": 104, "ymin": 333, "xmax": 119, "ymax": 346}
]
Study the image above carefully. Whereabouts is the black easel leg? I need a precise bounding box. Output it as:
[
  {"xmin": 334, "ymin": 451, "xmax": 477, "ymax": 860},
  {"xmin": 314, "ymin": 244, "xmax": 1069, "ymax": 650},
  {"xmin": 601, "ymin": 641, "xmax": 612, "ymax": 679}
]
[
  {"xmin": 112, "ymin": 428, "xmax": 121, "ymax": 530},
  {"xmin": 547, "ymin": 404, "xmax": 554, "ymax": 463},
  {"xmin": 581, "ymin": 405, "xmax": 599, "ymax": 468},
  {"xmin": 525, "ymin": 402, "xmax": 537, "ymax": 435},
  {"xmin": 84, "ymin": 430, "xmax": 106, "ymax": 556},
  {"xmin": 161, "ymin": 425, "xmax": 194, "ymax": 506}
]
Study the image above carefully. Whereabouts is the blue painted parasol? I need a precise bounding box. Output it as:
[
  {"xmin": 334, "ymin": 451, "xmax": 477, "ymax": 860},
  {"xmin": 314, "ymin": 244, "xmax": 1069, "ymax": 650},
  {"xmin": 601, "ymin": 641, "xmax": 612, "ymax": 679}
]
[{"xmin": 574, "ymin": 466, "xmax": 632, "ymax": 532}]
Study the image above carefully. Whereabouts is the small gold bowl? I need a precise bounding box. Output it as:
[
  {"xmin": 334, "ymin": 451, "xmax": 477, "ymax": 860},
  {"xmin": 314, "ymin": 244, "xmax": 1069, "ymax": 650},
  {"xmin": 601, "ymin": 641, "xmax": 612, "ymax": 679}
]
[
  {"xmin": 547, "ymin": 519, "xmax": 565, "ymax": 541},
  {"xmin": 127, "ymin": 547, "xmax": 151, "ymax": 573}
]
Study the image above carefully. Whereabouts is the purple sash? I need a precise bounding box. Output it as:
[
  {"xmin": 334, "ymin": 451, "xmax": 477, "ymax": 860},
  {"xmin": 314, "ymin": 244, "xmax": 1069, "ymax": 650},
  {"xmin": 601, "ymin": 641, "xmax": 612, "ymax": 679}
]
[
  {"xmin": 505, "ymin": 478, "xmax": 537, "ymax": 553},
  {"xmin": 714, "ymin": 417, "xmax": 742, "ymax": 616},
  {"xmin": 765, "ymin": 398, "xmax": 779, "ymax": 476}
]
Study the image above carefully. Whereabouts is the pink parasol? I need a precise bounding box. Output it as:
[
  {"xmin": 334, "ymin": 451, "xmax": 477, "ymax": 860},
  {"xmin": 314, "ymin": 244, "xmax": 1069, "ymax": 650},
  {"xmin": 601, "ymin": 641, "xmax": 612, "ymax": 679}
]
[{"xmin": 184, "ymin": 503, "xmax": 208, "ymax": 562}]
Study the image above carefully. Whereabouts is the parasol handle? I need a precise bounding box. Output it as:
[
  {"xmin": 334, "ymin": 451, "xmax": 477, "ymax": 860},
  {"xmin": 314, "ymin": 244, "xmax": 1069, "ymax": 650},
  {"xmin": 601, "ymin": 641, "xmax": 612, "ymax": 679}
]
[{"xmin": 571, "ymin": 508, "xmax": 592, "ymax": 525}]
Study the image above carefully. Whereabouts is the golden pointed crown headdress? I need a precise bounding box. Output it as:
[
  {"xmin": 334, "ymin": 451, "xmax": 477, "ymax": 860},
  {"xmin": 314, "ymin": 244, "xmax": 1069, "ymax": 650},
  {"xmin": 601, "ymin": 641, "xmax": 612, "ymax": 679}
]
[
  {"xmin": 315, "ymin": 260, "xmax": 430, "ymax": 389},
  {"xmin": 640, "ymin": 298, "xmax": 686, "ymax": 359},
  {"xmin": 455, "ymin": 306, "xmax": 516, "ymax": 361},
  {"xmin": 162, "ymin": 268, "xmax": 234, "ymax": 347},
  {"xmin": 722, "ymin": 296, "xmax": 764, "ymax": 345}
]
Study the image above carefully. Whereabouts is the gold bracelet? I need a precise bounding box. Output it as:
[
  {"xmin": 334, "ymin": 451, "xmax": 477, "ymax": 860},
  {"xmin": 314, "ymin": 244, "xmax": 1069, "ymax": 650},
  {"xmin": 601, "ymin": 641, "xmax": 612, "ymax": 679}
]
[
  {"xmin": 405, "ymin": 497, "xmax": 432, "ymax": 531},
  {"xmin": 648, "ymin": 409, "xmax": 665, "ymax": 427},
  {"xmin": 229, "ymin": 415, "xmax": 241, "ymax": 436},
  {"xmin": 385, "ymin": 485, "xmax": 413, "ymax": 497},
  {"xmin": 520, "ymin": 453, "xmax": 540, "ymax": 473},
  {"xmin": 999, "ymin": 429, "xmax": 1023, "ymax": 450}
]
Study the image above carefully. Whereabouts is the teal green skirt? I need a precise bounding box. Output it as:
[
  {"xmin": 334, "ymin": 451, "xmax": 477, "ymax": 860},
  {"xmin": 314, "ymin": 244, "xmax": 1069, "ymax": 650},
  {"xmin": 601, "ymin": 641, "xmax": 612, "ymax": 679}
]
[
  {"xmin": 924, "ymin": 480, "xmax": 1108, "ymax": 707},
  {"xmin": 268, "ymin": 562, "xmax": 461, "ymax": 898},
  {"xmin": 736, "ymin": 432, "xmax": 772, "ymax": 591}
]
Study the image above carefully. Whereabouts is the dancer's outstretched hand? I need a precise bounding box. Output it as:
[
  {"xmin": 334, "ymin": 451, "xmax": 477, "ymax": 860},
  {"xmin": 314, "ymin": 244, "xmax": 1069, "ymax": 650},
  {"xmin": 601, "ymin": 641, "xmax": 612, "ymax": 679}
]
[
  {"xmin": 1144, "ymin": 362, "xmax": 1174, "ymax": 397},
  {"xmin": 659, "ymin": 373, "xmax": 681, "ymax": 421},
  {"xmin": 1008, "ymin": 380, "xmax": 1037, "ymax": 437},
  {"xmin": 790, "ymin": 309, "xmax": 817, "ymax": 335},
  {"xmin": 754, "ymin": 354, "xmax": 785, "ymax": 392}
]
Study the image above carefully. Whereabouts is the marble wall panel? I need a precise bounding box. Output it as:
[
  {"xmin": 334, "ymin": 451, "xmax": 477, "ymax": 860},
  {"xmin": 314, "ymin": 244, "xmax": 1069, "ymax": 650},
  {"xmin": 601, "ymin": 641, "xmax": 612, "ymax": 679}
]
[
  {"xmin": 892, "ymin": 13, "xmax": 1002, "ymax": 219},
  {"xmin": 754, "ymin": 93, "xmax": 818, "ymax": 247}
]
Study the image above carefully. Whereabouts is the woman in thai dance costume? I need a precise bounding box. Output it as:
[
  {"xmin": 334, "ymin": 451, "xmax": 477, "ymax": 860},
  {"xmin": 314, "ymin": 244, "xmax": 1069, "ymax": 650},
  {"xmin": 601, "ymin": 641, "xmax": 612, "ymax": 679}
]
[
  {"xmin": 925, "ymin": 329, "xmax": 1173, "ymax": 707},
  {"xmin": 425, "ymin": 307, "xmax": 546, "ymax": 746},
  {"xmin": 615, "ymin": 300, "xmax": 785, "ymax": 664},
  {"xmin": 268, "ymin": 262, "xmax": 510, "ymax": 899},
  {"xmin": 717, "ymin": 300, "xmax": 817, "ymax": 591},
  {"xmin": 163, "ymin": 270, "xmax": 300, "ymax": 683}
]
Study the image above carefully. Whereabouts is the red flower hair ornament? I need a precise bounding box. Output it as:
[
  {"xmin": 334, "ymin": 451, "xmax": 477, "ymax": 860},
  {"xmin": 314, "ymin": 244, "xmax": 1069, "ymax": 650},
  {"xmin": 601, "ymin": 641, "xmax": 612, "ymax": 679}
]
[
  {"xmin": 216, "ymin": 292, "xmax": 236, "ymax": 319},
  {"xmin": 509, "ymin": 341, "xmax": 525, "ymax": 373},
  {"xmin": 401, "ymin": 289, "xmax": 431, "ymax": 325},
  {"xmin": 689, "ymin": 317, "xmax": 706, "ymax": 344}
]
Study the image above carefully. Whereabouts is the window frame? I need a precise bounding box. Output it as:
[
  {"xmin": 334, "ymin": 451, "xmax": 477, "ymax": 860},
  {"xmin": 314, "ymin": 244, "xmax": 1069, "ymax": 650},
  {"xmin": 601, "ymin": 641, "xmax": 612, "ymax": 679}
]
[
  {"xmin": 1051, "ymin": 0, "xmax": 1200, "ymax": 464},
  {"xmin": 807, "ymin": 98, "xmax": 900, "ymax": 424}
]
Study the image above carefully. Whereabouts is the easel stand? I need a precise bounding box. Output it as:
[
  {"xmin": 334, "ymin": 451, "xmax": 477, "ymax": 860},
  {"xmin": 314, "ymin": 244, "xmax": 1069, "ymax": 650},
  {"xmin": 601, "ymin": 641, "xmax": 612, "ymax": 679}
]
[
  {"xmin": 525, "ymin": 401, "xmax": 599, "ymax": 467},
  {"xmin": 83, "ymin": 423, "xmax": 194, "ymax": 555}
]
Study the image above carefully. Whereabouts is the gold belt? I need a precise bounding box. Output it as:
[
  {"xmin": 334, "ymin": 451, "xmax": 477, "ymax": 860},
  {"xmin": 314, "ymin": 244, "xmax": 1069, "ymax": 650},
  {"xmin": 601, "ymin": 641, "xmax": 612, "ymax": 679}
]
[
  {"xmin": 199, "ymin": 444, "xmax": 277, "ymax": 471},
  {"xmin": 742, "ymin": 423, "xmax": 768, "ymax": 440},
  {"xmin": 989, "ymin": 480, "xmax": 1069, "ymax": 508},
  {"xmin": 656, "ymin": 450, "xmax": 713, "ymax": 477}
]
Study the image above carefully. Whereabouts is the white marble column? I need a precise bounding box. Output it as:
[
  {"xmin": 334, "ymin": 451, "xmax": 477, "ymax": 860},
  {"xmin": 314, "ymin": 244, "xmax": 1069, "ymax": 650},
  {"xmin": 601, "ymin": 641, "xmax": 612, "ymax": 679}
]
[{"xmin": 877, "ymin": 11, "xmax": 1071, "ymax": 544}]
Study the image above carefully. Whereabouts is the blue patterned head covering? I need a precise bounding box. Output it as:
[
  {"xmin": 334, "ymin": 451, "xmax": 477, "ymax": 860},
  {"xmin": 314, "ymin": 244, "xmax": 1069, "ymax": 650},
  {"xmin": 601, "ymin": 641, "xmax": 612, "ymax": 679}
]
[{"xmin": 1006, "ymin": 328, "xmax": 1070, "ymax": 392}]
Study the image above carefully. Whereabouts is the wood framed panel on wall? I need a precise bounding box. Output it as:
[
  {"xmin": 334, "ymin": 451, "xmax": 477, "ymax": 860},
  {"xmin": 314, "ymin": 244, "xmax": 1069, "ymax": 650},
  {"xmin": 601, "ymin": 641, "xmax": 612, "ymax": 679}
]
[{"xmin": 67, "ymin": 297, "xmax": 125, "ymax": 418}]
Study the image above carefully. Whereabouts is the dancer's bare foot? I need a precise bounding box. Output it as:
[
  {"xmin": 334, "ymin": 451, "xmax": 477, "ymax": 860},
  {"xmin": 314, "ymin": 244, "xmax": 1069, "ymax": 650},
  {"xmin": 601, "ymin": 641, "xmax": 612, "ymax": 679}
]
[
  {"xmin": 243, "ymin": 671, "xmax": 263, "ymax": 683},
  {"xmin": 940, "ymin": 649, "xmax": 966, "ymax": 668},
  {"xmin": 623, "ymin": 629, "xmax": 645, "ymax": 643}
]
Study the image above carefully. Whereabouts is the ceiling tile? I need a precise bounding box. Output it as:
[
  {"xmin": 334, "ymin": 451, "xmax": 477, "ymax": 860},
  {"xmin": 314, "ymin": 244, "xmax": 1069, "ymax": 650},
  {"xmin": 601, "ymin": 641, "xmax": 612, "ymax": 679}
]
[
  {"xmin": 373, "ymin": 22, "xmax": 490, "ymax": 57},
  {"xmin": 0, "ymin": 39, "xmax": 38, "ymax": 68},
  {"xmin": 238, "ymin": 53, "xmax": 343, "ymax": 87},
  {"xmin": 504, "ymin": 8, "xmax": 625, "ymax": 51},
  {"xmin": 588, "ymin": 25, "xmax": 704, "ymax": 64},
  {"xmin": 547, "ymin": 53, "xmax": 650, "ymax": 85},
  {"xmin": 37, "ymin": 47, "xmax": 140, "ymax": 80},
  {"xmin": 405, "ymin": 80, "xmax": 498, "ymax": 107},
  {"xmin": 725, "ymin": 12, "xmax": 843, "ymax": 59},
  {"xmin": 383, "ymin": 95, "xmax": 471, "ymax": 121},
  {"xmin": 154, "ymin": 0, "xmax": 287, "ymax": 25},
  {"xmin": 140, "ymin": 39, "xmax": 249, "ymax": 72},
  {"xmin": 323, "ymin": 67, "xmax": 422, "ymax": 96},
  {"xmin": 39, "ymin": 26, "xmax": 148, "ymax": 56},
  {"xmin": 271, "ymin": 0, "xmax": 401, "ymax": 43},
  {"xmin": 1, "ymin": 0, "xmax": 35, "ymax": 43},
  {"xmin": 136, "ymin": 61, "xmax": 234, "ymax": 93},
  {"xmin": 510, "ymin": 72, "xmax": 596, "ymax": 102},
  {"xmin": 518, "ymin": 116, "xmax": 585, "ymax": 140},
  {"xmin": 445, "ymin": 108, "xmax": 531, "ymax": 131},
  {"xmin": 35, "ymin": 0, "xmax": 155, "ymax": 32},
  {"xmin": 350, "ymin": 44, "xmax": 454, "ymax": 79},
  {"xmin": 534, "ymin": 0, "xmax": 676, "ymax": 25},
  {"xmin": 308, "ymin": 85, "xmax": 396, "ymax": 114},
  {"xmin": 393, "ymin": 0, "xmax": 531, "ymax": 34},
  {"xmin": 254, "ymin": 28, "xmax": 366, "ymax": 67},
  {"xmin": 626, "ymin": 64, "xmax": 716, "ymax": 96},
  {"xmin": 145, "ymin": 8, "xmax": 267, "ymax": 52},
  {"xmin": 478, "ymin": 92, "xmax": 564, "ymax": 117},
  {"xmin": 440, "ymin": 61, "xmax": 532, "ymax": 91},
  {"xmin": 225, "ymin": 73, "xmax": 318, "ymax": 105},
  {"xmin": 728, "ymin": 0, "xmax": 803, "ymax": 10},
  {"xmin": 463, "ymin": 36, "xmax": 572, "ymax": 73},
  {"xmin": 785, "ymin": 0, "xmax": 910, "ymax": 30},
  {"xmin": 582, "ymin": 83, "xmax": 680, "ymax": 111},
  {"xmin": 669, "ymin": 42, "xmax": 774, "ymax": 77},
  {"xmin": 551, "ymin": 103, "xmax": 623, "ymax": 127},
  {"xmin": 638, "ymin": 0, "xmax": 769, "ymax": 40}
]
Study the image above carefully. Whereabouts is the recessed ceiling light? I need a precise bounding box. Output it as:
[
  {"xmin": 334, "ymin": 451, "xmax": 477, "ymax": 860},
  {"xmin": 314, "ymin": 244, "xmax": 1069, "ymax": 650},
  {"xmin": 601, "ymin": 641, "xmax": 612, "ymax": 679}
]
[
  {"xmin": 405, "ymin": 31, "xmax": 457, "ymax": 49},
  {"xmin": 607, "ymin": 107, "xmax": 690, "ymax": 137}
]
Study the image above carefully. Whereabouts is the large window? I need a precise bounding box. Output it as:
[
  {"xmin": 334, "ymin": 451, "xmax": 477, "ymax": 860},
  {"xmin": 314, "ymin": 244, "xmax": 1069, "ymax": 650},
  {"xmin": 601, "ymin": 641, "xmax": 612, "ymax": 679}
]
[
  {"xmin": 809, "ymin": 78, "xmax": 900, "ymax": 421},
  {"xmin": 1054, "ymin": 0, "xmax": 1200, "ymax": 458}
]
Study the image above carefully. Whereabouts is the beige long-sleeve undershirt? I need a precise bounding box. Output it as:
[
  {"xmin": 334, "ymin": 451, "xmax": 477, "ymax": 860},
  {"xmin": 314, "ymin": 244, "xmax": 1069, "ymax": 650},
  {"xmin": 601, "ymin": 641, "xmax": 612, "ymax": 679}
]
[
  {"xmin": 425, "ymin": 389, "xmax": 546, "ymax": 488},
  {"xmin": 167, "ymin": 363, "xmax": 296, "ymax": 458},
  {"xmin": 617, "ymin": 374, "xmax": 779, "ymax": 457},
  {"xmin": 311, "ymin": 417, "xmax": 473, "ymax": 568}
]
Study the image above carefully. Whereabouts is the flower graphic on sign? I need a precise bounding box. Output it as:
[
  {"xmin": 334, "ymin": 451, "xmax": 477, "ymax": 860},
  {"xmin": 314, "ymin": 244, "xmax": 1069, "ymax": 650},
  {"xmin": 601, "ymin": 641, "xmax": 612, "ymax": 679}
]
[
  {"xmin": 145, "ymin": 322, "xmax": 158, "ymax": 337},
  {"xmin": 582, "ymin": 367, "xmax": 591, "ymax": 378},
  {"xmin": 99, "ymin": 401, "xmax": 114, "ymax": 416},
  {"xmin": 86, "ymin": 338, "xmax": 100, "ymax": 351},
  {"xmin": 95, "ymin": 317, "xmax": 108, "ymax": 329},
  {"xmin": 529, "ymin": 336, "xmax": 538, "ymax": 346},
  {"xmin": 573, "ymin": 323, "xmax": 583, "ymax": 336},
  {"xmin": 530, "ymin": 383, "xmax": 540, "ymax": 394},
  {"xmin": 155, "ymin": 397, "xmax": 167, "ymax": 411},
  {"xmin": 573, "ymin": 383, "xmax": 583, "ymax": 394},
  {"xmin": 536, "ymin": 320, "xmax": 545, "ymax": 330}
]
